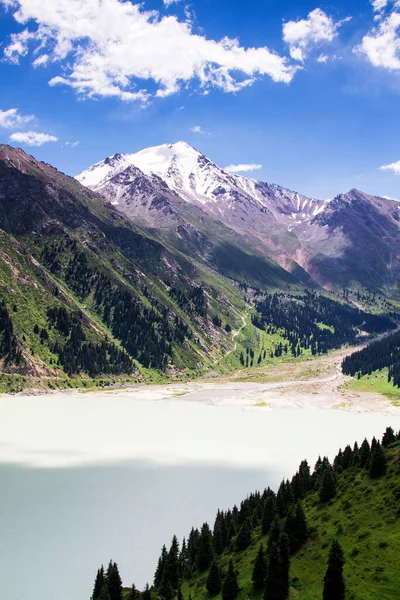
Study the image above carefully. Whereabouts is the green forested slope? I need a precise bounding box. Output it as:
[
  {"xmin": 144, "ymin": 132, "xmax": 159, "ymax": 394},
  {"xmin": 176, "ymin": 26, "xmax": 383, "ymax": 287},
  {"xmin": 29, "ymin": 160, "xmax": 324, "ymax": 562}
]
[{"xmin": 109, "ymin": 431, "xmax": 400, "ymax": 600}]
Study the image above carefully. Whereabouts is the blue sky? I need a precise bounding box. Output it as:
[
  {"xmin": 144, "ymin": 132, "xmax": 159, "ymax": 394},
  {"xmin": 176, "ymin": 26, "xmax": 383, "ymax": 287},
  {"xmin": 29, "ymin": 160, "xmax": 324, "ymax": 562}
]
[{"xmin": 0, "ymin": 0, "xmax": 399, "ymax": 200}]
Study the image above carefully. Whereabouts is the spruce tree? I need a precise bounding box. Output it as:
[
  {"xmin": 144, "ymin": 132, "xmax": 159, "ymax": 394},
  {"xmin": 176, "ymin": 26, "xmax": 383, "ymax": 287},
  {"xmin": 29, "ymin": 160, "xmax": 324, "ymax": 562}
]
[
  {"xmin": 222, "ymin": 560, "xmax": 239, "ymax": 600},
  {"xmin": 264, "ymin": 542, "xmax": 285, "ymax": 600},
  {"xmin": 319, "ymin": 469, "xmax": 336, "ymax": 503},
  {"xmin": 261, "ymin": 496, "xmax": 276, "ymax": 535},
  {"xmin": 129, "ymin": 584, "xmax": 137, "ymax": 600},
  {"xmin": 252, "ymin": 544, "xmax": 267, "ymax": 589},
  {"xmin": 382, "ymin": 426, "xmax": 396, "ymax": 447},
  {"xmin": 323, "ymin": 540, "xmax": 345, "ymax": 600},
  {"xmin": 99, "ymin": 586, "xmax": 111, "ymax": 600},
  {"xmin": 177, "ymin": 587, "xmax": 184, "ymax": 600},
  {"xmin": 143, "ymin": 584, "xmax": 151, "ymax": 600},
  {"xmin": 235, "ymin": 519, "xmax": 252, "ymax": 551},
  {"xmin": 369, "ymin": 442, "xmax": 387, "ymax": 478},
  {"xmin": 206, "ymin": 561, "xmax": 222, "ymax": 596},
  {"xmin": 359, "ymin": 438, "xmax": 371, "ymax": 468},
  {"xmin": 167, "ymin": 535, "xmax": 181, "ymax": 590},
  {"xmin": 154, "ymin": 546, "xmax": 168, "ymax": 587},
  {"xmin": 92, "ymin": 566, "xmax": 105, "ymax": 600},
  {"xmin": 197, "ymin": 523, "xmax": 214, "ymax": 571},
  {"xmin": 105, "ymin": 562, "xmax": 122, "ymax": 600}
]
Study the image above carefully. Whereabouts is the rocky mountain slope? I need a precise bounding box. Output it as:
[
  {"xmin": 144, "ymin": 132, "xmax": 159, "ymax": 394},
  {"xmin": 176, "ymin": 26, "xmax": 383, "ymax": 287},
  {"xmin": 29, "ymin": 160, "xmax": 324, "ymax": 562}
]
[
  {"xmin": 77, "ymin": 143, "xmax": 400, "ymax": 297},
  {"xmin": 0, "ymin": 144, "xmax": 314, "ymax": 387}
]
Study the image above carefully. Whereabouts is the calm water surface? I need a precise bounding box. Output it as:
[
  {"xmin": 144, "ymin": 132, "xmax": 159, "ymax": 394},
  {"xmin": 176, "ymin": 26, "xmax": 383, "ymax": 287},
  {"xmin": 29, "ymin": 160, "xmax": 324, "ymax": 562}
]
[{"xmin": 0, "ymin": 393, "xmax": 399, "ymax": 600}]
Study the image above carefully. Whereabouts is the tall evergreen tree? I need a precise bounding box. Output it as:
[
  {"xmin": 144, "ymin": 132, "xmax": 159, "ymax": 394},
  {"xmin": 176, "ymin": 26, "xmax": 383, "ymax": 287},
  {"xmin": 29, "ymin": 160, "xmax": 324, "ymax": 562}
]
[
  {"xmin": 167, "ymin": 535, "xmax": 181, "ymax": 590},
  {"xmin": 323, "ymin": 540, "xmax": 345, "ymax": 600},
  {"xmin": 222, "ymin": 560, "xmax": 239, "ymax": 600},
  {"xmin": 105, "ymin": 561, "xmax": 122, "ymax": 600},
  {"xmin": 143, "ymin": 584, "xmax": 151, "ymax": 600},
  {"xmin": 235, "ymin": 519, "xmax": 252, "ymax": 551},
  {"xmin": 264, "ymin": 542, "xmax": 285, "ymax": 600},
  {"xmin": 92, "ymin": 566, "xmax": 105, "ymax": 600},
  {"xmin": 206, "ymin": 561, "xmax": 222, "ymax": 596},
  {"xmin": 261, "ymin": 496, "xmax": 276, "ymax": 535},
  {"xmin": 369, "ymin": 442, "xmax": 387, "ymax": 478},
  {"xmin": 252, "ymin": 544, "xmax": 267, "ymax": 589},
  {"xmin": 196, "ymin": 523, "xmax": 214, "ymax": 571},
  {"xmin": 99, "ymin": 586, "xmax": 111, "ymax": 600},
  {"xmin": 319, "ymin": 469, "xmax": 336, "ymax": 503},
  {"xmin": 129, "ymin": 584, "xmax": 137, "ymax": 600},
  {"xmin": 154, "ymin": 546, "xmax": 168, "ymax": 587},
  {"xmin": 359, "ymin": 438, "xmax": 371, "ymax": 468},
  {"xmin": 382, "ymin": 426, "xmax": 396, "ymax": 447}
]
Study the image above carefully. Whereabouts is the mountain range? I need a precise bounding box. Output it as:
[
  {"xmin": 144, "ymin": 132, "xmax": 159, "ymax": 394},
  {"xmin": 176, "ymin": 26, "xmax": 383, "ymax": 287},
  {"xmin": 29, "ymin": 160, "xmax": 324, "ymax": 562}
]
[
  {"xmin": 0, "ymin": 142, "xmax": 398, "ymax": 386},
  {"xmin": 77, "ymin": 141, "xmax": 400, "ymax": 296}
]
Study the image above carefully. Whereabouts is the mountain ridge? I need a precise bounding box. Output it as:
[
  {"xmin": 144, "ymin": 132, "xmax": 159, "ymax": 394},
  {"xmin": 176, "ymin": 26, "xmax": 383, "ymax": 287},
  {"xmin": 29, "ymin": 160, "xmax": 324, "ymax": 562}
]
[{"xmin": 76, "ymin": 142, "xmax": 400, "ymax": 298}]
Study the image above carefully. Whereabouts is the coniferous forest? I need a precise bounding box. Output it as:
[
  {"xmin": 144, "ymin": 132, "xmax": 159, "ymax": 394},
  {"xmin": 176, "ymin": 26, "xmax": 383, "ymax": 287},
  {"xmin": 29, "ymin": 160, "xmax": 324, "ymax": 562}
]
[
  {"xmin": 253, "ymin": 292, "xmax": 394, "ymax": 357},
  {"xmin": 91, "ymin": 427, "xmax": 400, "ymax": 600},
  {"xmin": 342, "ymin": 331, "xmax": 400, "ymax": 387}
]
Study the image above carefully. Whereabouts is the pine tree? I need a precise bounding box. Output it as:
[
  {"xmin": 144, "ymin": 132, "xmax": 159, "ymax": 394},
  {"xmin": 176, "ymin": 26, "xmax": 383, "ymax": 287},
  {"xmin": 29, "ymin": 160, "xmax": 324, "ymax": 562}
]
[
  {"xmin": 369, "ymin": 442, "xmax": 387, "ymax": 478},
  {"xmin": 264, "ymin": 542, "xmax": 285, "ymax": 600},
  {"xmin": 167, "ymin": 535, "xmax": 181, "ymax": 590},
  {"xmin": 99, "ymin": 585, "xmax": 111, "ymax": 600},
  {"xmin": 382, "ymin": 426, "xmax": 396, "ymax": 447},
  {"xmin": 279, "ymin": 533, "xmax": 290, "ymax": 600},
  {"xmin": 261, "ymin": 495, "xmax": 276, "ymax": 535},
  {"xmin": 319, "ymin": 469, "xmax": 336, "ymax": 503},
  {"xmin": 323, "ymin": 540, "xmax": 345, "ymax": 600},
  {"xmin": 222, "ymin": 560, "xmax": 239, "ymax": 600},
  {"xmin": 105, "ymin": 562, "xmax": 122, "ymax": 600},
  {"xmin": 285, "ymin": 501, "xmax": 307, "ymax": 554},
  {"xmin": 154, "ymin": 545, "xmax": 168, "ymax": 587},
  {"xmin": 359, "ymin": 438, "xmax": 371, "ymax": 468},
  {"xmin": 197, "ymin": 523, "xmax": 214, "ymax": 571},
  {"xmin": 129, "ymin": 584, "xmax": 137, "ymax": 600},
  {"xmin": 206, "ymin": 561, "xmax": 222, "ymax": 595},
  {"xmin": 92, "ymin": 566, "xmax": 105, "ymax": 600},
  {"xmin": 252, "ymin": 544, "xmax": 267, "ymax": 589},
  {"xmin": 235, "ymin": 519, "xmax": 252, "ymax": 551},
  {"xmin": 143, "ymin": 584, "xmax": 151, "ymax": 600}
]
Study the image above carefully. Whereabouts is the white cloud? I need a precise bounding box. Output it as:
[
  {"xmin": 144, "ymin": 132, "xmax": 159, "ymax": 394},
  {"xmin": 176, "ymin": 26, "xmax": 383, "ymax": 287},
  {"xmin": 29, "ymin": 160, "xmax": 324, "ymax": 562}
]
[
  {"xmin": 317, "ymin": 54, "xmax": 329, "ymax": 63},
  {"xmin": 66, "ymin": 140, "xmax": 79, "ymax": 147},
  {"xmin": 283, "ymin": 8, "xmax": 350, "ymax": 62},
  {"xmin": 190, "ymin": 125, "xmax": 207, "ymax": 134},
  {"xmin": 0, "ymin": 107, "xmax": 34, "ymax": 129},
  {"xmin": 225, "ymin": 163, "xmax": 262, "ymax": 173},
  {"xmin": 371, "ymin": 0, "xmax": 390, "ymax": 12},
  {"xmin": 1, "ymin": 0, "xmax": 298, "ymax": 103},
  {"xmin": 163, "ymin": 0, "xmax": 182, "ymax": 6},
  {"xmin": 380, "ymin": 159, "xmax": 400, "ymax": 174},
  {"xmin": 9, "ymin": 131, "xmax": 58, "ymax": 146},
  {"xmin": 357, "ymin": 10, "xmax": 400, "ymax": 71}
]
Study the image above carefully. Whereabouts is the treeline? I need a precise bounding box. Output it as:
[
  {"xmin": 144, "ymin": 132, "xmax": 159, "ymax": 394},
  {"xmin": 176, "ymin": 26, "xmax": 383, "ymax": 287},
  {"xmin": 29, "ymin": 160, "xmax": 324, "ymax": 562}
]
[
  {"xmin": 253, "ymin": 291, "xmax": 393, "ymax": 356},
  {"xmin": 91, "ymin": 427, "xmax": 399, "ymax": 600},
  {"xmin": 39, "ymin": 237, "xmax": 193, "ymax": 370},
  {"xmin": 342, "ymin": 331, "xmax": 400, "ymax": 387},
  {"xmin": 41, "ymin": 306, "xmax": 134, "ymax": 377},
  {"xmin": 0, "ymin": 300, "xmax": 21, "ymax": 364}
]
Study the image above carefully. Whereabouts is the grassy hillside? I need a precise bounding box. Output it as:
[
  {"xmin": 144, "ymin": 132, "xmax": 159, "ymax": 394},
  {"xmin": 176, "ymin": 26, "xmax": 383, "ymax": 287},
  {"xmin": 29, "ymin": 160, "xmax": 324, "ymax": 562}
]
[{"xmin": 140, "ymin": 433, "xmax": 400, "ymax": 600}]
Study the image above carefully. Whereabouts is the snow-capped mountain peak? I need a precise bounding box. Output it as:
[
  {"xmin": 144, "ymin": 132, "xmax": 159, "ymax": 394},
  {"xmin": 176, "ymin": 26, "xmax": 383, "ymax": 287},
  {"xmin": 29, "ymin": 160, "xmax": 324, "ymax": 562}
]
[{"xmin": 76, "ymin": 141, "xmax": 325, "ymax": 230}]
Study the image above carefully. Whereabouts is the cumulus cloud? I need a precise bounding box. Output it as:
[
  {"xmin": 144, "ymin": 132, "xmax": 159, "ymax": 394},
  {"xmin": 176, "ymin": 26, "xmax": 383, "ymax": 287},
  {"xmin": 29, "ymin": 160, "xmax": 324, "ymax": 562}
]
[
  {"xmin": 9, "ymin": 131, "xmax": 58, "ymax": 146},
  {"xmin": 225, "ymin": 163, "xmax": 262, "ymax": 173},
  {"xmin": 357, "ymin": 9, "xmax": 400, "ymax": 71},
  {"xmin": 283, "ymin": 8, "xmax": 350, "ymax": 62},
  {"xmin": 317, "ymin": 54, "xmax": 329, "ymax": 63},
  {"xmin": 1, "ymin": 0, "xmax": 298, "ymax": 103},
  {"xmin": 371, "ymin": 0, "xmax": 390, "ymax": 12},
  {"xmin": 380, "ymin": 159, "xmax": 400, "ymax": 174},
  {"xmin": 0, "ymin": 107, "xmax": 34, "ymax": 129},
  {"xmin": 163, "ymin": 0, "xmax": 182, "ymax": 6}
]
